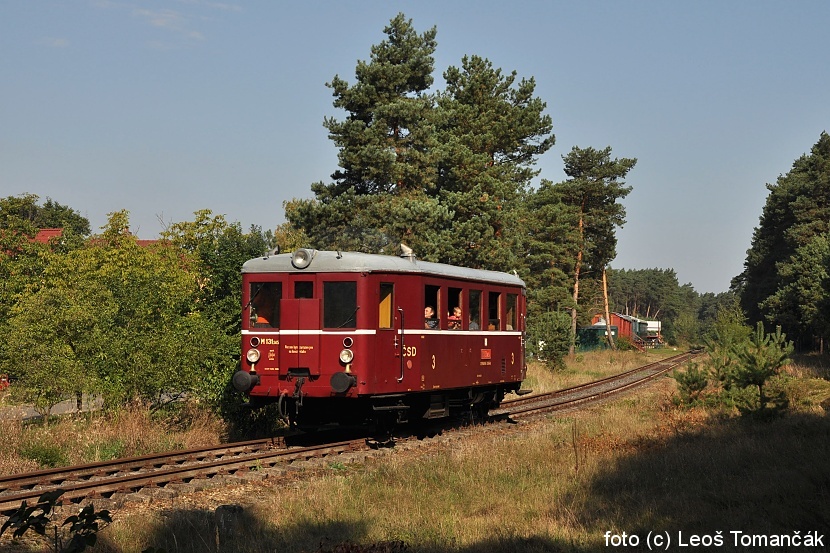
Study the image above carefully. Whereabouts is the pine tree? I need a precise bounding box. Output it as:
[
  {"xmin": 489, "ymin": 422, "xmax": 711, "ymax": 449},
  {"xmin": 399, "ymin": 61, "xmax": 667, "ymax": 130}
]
[
  {"xmin": 286, "ymin": 15, "xmax": 554, "ymax": 270},
  {"xmin": 285, "ymin": 14, "xmax": 444, "ymax": 255},
  {"xmin": 434, "ymin": 55, "xmax": 554, "ymax": 269},
  {"xmin": 760, "ymin": 233, "xmax": 830, "ymax": 351},
  {"xmin": 735, "ymin": 131, "xmax": 830, "ymax": 345},
  {"xmin": 323, "ymin": 13, "xmax": 438, "ymax": 195},
  {"xmin": 734, "ymin": 322, "xmax": 793, "ymax": 413},
  {"xmin": 554, "ymin": 146, "xmax": 635, "ymax": 353}
]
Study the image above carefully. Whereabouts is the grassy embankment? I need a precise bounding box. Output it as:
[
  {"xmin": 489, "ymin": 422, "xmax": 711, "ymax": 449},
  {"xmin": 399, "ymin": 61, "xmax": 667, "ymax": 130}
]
[{"xmin": 2, "ymin": 349, "xmax": 830, "ymax": 552}]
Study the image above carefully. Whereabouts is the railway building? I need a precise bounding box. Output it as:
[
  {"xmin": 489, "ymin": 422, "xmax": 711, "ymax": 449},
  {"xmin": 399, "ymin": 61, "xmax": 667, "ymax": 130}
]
[{"xmin": 586, "ymin": 313, "xmax": 663, "ymax": 351}]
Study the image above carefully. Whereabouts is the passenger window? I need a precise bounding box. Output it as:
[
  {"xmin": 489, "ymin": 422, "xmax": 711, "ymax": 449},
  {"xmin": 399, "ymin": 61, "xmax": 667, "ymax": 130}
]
[
  {"xmin": 323, "ymin": 281, "xmax": 357, "ymax": 328},
  {"xmin": 424, "ymin": 284, "xmax": 440, "ymax": 329},
  {"xmin": 488, "ymin": 291, "xmax": 501, "ymax": 330},
  {"xmin": 250, "ymin": 282, "xmax": 281, "ymax": 328},
  {"xmin": 506, "ymin": 294, "xmax": 517, "ymax": 331},
  {"xmin": 379, "ymin": 283, "xmax": 394, "ymax": 329},
  {"xmin": 448, "ymin": 287, "xmax": 462, "ymax": 330},
  {"xmin": 469, "ymin": 290, "xmax": 482, "ymax": 330}
]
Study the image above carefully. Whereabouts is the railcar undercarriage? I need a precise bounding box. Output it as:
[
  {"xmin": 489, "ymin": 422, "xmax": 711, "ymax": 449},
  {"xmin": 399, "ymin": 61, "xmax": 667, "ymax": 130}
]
[{"xmin": 245, "ymin": 383, "xmax": 521, "ymax": 435}]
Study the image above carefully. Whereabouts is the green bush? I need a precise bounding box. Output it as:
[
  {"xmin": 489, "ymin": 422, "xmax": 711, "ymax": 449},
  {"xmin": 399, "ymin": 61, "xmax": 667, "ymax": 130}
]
[
  {"xmin": 526, "ymin": 311, "xmax": 571, "ymax": 369},
  {"xmin": 84, "ymin": 439, "xmax": 125, "ymax": 462},
  {"xmin": 671, "ymin": 363, "xmax": 708, "ymax": 406},
  {"xmin": 21, "ymin": 441, "xmax": 68, "ymax": 468}
]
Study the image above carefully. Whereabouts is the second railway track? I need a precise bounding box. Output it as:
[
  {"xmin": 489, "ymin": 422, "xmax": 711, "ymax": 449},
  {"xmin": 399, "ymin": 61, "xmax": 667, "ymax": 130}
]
[{"xmin": 497, "ymin": 351, "xmax": 698, "ymax": 417}]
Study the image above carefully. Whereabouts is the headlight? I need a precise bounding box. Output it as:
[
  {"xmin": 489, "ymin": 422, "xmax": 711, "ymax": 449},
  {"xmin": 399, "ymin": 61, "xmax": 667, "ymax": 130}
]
[
  {"xmin": 246, "ymin": 348, "xmax": 261, "ymax": 363},
  {"xmin": 339, "ymin": 349, "xmax": 354, "ymax": 364},
  {"xmin": 291, "ymin": 248, "xmax": 315, "ymax": 269}
]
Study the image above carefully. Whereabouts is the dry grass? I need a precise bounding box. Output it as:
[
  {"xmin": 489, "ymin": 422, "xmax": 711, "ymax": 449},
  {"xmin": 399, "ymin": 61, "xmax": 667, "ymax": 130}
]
[
  {"xmin": 0, "ymin": 403, "xmax": 225, "ymax": 477},
  {"xmin": 94, "ymin": 377, "xmax": 829, "ymax": 553},
  {"xmin": 4, "ymin": 351, "xmax": 830, "ymax": 552}
]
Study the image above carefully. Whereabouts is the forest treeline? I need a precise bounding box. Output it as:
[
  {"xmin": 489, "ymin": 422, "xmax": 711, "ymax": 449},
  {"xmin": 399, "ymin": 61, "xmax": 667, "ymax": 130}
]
[{"xmin": 1, "ymin": 14, "xmax": 827, "ymax": 416}]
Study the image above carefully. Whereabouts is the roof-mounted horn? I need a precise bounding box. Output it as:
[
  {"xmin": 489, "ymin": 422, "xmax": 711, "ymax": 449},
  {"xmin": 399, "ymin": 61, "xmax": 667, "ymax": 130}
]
[{"xmin": 399, "ymin": 243, "xmax": 416, "ymax": 261}]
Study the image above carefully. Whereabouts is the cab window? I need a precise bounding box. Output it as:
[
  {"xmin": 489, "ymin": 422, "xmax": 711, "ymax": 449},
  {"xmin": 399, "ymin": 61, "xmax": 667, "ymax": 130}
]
[
  {"xmin": 295, "ymin": 281, "xmax": 314, "ymax": 299},
  {"xmin": 324, "ymin": 281, "xmax": 357, "ymax": 328},
  {"xmin": 250, "ymin": 282, "xmax": 281, "ymax": 328}
]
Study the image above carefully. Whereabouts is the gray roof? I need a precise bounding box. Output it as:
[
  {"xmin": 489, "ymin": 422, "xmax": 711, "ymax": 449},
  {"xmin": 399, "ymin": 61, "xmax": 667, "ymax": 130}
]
[{"xmin": 242, "ymin": 250, "xmax": 525, "ymax": 287}]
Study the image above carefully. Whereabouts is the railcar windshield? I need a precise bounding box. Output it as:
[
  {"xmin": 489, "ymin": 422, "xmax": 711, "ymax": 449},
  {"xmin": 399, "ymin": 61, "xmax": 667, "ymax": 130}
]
[
  {"xmin": 249, "ymin": 282, "xmax": 282, "ymax": 328},
  {"xmin": 323, "ymin": 281, "xmax": 357, "ymax": 328}
]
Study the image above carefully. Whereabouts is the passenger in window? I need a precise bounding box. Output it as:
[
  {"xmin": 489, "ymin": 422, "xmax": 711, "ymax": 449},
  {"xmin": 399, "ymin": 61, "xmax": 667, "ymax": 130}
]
[
  {"xmin": 448, "ymin": 306, "xmax": 462, "ymax": 330},
  {"xmin": 424, "ymin": 306, "xmax": 439, "ymax": 329}
]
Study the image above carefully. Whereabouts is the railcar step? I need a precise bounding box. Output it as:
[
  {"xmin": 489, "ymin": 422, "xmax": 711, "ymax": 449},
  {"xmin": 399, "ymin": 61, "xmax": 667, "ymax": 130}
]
[
  {"xmin": 372, "ymin": 404, "xmax": 411, "ymax": 412},
  {"xmin": 516, "ymin": 389, "xmax": 533, "ymax": 396}
]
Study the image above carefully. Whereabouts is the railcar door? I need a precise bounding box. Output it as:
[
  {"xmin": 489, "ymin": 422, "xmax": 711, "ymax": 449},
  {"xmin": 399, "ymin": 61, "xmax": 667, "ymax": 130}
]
[
  {"xmin": 375, "ymin": 281, "xmax": 402, "ymax": 390},
  {"xmin": 280, "ymin": 279, "xmax": 320, "ymax": 375}
]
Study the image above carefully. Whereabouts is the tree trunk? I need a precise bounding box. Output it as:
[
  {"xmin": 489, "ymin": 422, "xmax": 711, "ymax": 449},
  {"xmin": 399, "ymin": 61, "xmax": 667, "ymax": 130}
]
[
  {"xmin": 570, "ymin": 209, "xmax": 585, "ymax": 357},
  {"xmin": 570, "ymin": 259, "xmax": 580, "ymax": 357},
  {"xmin": 602, "ymin": 266, "xmax": 615, "ymax": 350}
]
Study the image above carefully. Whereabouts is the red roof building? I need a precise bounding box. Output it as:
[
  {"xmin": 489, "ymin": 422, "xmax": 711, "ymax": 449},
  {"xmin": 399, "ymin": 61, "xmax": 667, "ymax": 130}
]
[{"xmin": 32, "ymin": 228, "xmax": 63, "ymax": 244}]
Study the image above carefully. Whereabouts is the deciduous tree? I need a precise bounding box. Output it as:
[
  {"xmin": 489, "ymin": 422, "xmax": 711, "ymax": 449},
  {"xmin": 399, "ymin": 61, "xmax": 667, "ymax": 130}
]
[{"xmin": 2, "ymin": 211, "xmax": 229, "ymax": 409}]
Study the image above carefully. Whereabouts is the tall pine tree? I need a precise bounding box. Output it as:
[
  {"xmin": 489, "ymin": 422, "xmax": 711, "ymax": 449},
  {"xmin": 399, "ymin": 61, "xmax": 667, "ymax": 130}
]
[
  {"xmin": 734, "ymin": 131, "xmax": 830, "ymax": 348},
  {"xmin": 286, "ymin": 15, "xmax": 554, "ymax": 270},
  {"xmin": 434, "ymin": 55, "xmax": 554, "ymax": 269},
  {"xmin": 555, "ymin": 146, "xmax": 636, "ymax": 353},
  {"xmin": 286, "ymin": 14, "xmax": 445, "ymax": 255}
]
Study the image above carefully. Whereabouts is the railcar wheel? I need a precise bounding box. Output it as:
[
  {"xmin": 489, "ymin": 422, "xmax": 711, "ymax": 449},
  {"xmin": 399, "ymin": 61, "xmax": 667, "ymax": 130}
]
[
  {"xmin": 469, "ymin": 401, "xmax": 491, "ymax": 424},
  {"xmin": 367, "ymin": 411, "xmax": 397, "ymax": 448}
]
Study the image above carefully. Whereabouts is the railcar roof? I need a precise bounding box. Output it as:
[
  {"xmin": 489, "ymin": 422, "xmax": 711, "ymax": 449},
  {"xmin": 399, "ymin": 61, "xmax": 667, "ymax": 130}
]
[{"xmin": 242, "ymin": 250, "xmax": 525, "ymax": 287}]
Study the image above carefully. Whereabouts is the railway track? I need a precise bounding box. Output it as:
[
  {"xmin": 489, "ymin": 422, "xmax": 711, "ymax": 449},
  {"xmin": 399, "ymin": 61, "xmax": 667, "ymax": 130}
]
[
  {"xmin": 0, "ymin": 438, "xmax": 365, "ymax": 516},
  {"xmin": 496, "ymin": 351, "xmax": 698, "ymax": 417},
  {"xmin": 0, "ymin": 351, "xmax": 698, "ymax": 517}
]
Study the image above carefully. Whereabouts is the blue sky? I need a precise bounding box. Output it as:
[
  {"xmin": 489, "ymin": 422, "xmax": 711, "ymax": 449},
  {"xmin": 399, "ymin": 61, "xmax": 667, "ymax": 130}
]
[{"xmin": 2, "ymin": 1, "xmax": 828, "ymax": 293}]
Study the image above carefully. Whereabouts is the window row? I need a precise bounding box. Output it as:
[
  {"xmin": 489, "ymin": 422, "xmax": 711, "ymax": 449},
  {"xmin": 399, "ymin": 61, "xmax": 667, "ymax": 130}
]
[
  {"xmin": 383, "ymin": 283, "xmax": 520, "ymax": 332},
  {"xmin": 248, "ymin": 279, "xmax": 521, "ymax": 331}
]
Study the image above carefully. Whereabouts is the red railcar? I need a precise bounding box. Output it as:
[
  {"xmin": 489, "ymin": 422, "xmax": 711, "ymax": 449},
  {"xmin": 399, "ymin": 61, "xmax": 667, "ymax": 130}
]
[{"xmin": 231, "ymin": 248, "xmax": 527, "ymax": 428}]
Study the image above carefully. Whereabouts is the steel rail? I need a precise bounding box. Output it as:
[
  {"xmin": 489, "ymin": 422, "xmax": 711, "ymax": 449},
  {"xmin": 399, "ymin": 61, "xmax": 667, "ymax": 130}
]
[
  {"xmin": 502, "ymin": 351, "xmax": 695, "ymax": 409},
  {"xmin": 0, "ymin": 439, "xmax": 361, "ymax": 516},
  {"xmin": 0, "ymin": 437, "xmax": 283, "ymax": 495},
  {"xmin": 500, "ymin": 352, "xmax": 697, "ymax": 418}
]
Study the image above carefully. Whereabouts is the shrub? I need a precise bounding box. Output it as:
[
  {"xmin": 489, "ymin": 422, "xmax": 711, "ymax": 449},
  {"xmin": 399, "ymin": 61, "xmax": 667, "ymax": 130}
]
[
  {"xmin": 1, "ymin": 491, "xmax": 112, "ymax": 553},
  {"xmin": 20, "ymin": 441, "xmax": 68, "ymax": 468},
  {"xmin": 671, "ymin": 362, "xmax": 708, "ymax": 406}
]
